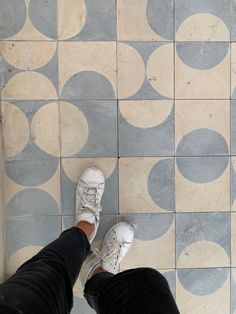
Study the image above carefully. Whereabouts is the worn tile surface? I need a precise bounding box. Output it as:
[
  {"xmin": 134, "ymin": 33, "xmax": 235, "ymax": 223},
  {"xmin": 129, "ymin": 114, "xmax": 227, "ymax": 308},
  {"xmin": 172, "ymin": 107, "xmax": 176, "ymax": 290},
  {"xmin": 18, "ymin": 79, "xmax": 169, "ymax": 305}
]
[{"xmin": 0, "ymin": 0, "xmax": 235, "ymax": 313}]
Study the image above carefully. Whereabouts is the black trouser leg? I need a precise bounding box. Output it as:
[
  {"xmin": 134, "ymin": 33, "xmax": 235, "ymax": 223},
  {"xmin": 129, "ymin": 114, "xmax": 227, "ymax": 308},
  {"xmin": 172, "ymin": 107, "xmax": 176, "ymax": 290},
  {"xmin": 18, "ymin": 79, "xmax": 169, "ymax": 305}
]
[
  {"xmin": 84, "ymin": 267, "xmax": 180, "ymax": 314},
  {"xmin": 0, "ymin": 227, "xmax": 90, "ymax": 314}
]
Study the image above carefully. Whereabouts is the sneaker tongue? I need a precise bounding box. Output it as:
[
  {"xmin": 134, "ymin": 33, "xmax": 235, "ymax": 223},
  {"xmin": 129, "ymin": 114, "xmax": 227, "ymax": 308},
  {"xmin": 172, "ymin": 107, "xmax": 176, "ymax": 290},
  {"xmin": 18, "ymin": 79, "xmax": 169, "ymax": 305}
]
[{"xmin": 79, "ymin": 210, "xmax": 96, "ymax": 224}]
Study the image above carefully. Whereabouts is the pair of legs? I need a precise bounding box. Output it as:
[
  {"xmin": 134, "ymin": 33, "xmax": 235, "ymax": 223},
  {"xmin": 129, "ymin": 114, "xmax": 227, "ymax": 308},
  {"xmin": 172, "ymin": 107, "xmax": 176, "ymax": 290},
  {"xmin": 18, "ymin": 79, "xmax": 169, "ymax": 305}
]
[{"xmin": 0, "ymin": 168, "xmax": 180, "ymax": 313}]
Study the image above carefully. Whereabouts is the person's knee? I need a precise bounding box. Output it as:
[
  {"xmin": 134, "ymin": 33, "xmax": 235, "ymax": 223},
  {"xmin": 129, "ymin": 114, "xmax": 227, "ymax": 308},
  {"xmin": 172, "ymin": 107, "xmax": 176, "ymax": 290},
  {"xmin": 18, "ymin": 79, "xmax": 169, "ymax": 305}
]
[{"xmin": 134, "ymin": 267, "xmax": 169, "ymax": 287}]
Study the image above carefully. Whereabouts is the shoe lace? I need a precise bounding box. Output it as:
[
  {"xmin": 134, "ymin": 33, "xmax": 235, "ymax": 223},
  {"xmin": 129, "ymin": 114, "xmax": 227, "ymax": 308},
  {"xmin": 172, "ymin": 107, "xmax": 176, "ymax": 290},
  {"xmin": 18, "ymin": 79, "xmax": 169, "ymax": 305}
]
[
  {"xmin": 93, "ymin": 234, "xmax": 131, "ymax": 270},
  {"xmin": 80, "ymin": 183, "xmax": 102, "ymax": 213}
]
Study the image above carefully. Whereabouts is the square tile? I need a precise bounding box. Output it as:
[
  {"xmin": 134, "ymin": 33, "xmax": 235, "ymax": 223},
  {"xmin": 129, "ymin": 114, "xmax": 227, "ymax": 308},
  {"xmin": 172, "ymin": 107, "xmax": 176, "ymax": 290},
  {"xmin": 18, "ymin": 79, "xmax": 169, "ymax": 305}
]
[
  {"xmin": 176, "ymin": 157, "xmax": 230, "ymax": 212},
  {"xmin": 232, "ymin": 158, "xmax": 236, "ymax": 211},
  {"xmin": 176, "ymin": 213, "xmax": 230, "ymax": 268},
  {"xmin": 232, "ymin": 269, "xmax": 236, "ymax": 314},
  {"xmin": 58, "ymin": 0, "xmax": 116, "ymax": 41},
  {"xmin": 118, "ymin": 42, "xmax": 174, "ymax": 99},
  {"xmin": 176, "ymin": 268, "xmax": 230, "ymax": 314},
  {"xmin": 231, "ymin": 44, "xmax": 236, "ymax": 99},
  {"xmin": 175, "ymin": 42, "xmax": 230, "ymax": 99},
  {"xmin": 58, "ymin": 42, "xmax": 116, "ymax": 99},
  {"xmin": 119, "ymin": 157, "xmax": 175, "ymax": 213},
  {"xmin": 5, "ymin": 215, "xmax": 61, "ymax": 277},
  {"xmin": 175, "ymin": 0, "xmax": 230, "ymax": 41},
  {"xmin": 120, "ymin": 213, "xmax": 175, "ymax": 269},
  {"xmin": 119, "ymin": 100, "xmax": 174, "ymax": 156},
  {"xmin": 117, "ymin": 0, "xmax": 174, "ymax": 41},
  {"xmin": 0, "ymin": 42, "xmax": 58, "ymax": 100},
  {"xmin": 1, "ymin": 101, "xmax": 60, "ymax": 160},
  {"xmin": 61, "ymin": 158, "xmax": 118, "ymax": 215},
  {"xmin": 4, "ymin": 159, "xmax": 61, "ymax": 216},
  {"xmin": 59, "ymin": 100, "xmax": 117, "ymax": 157},
  {"xmin": 0, "ymin": 0, "xmax": 57, "ymax": 41},
  {"xmin": 175, "ymin": 100, "xmax": 230, "ymax": 156},
  {"xmin": 232, "ymin": 213, "xmax": 236, "ymax": 267}
]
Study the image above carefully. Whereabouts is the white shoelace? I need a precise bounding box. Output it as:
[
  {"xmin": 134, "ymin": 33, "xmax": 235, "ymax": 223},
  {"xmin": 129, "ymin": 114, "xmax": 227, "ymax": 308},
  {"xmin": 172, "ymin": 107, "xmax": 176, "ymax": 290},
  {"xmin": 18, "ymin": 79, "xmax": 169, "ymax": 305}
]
[
  {"xmin": 93, "ymin": 236, "xmax": 132, "ymax": 271},
  {"xmin": 80, "ymin": 183, "xmax": 102, "ymax": 213}
]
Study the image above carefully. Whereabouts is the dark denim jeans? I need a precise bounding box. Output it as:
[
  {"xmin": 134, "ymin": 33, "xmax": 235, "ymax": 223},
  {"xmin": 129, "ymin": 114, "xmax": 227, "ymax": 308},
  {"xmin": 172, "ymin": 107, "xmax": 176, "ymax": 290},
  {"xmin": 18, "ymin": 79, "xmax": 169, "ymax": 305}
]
[{"xmin": 0, "ymin": 227, "xmax": 180, "ymax": 314}]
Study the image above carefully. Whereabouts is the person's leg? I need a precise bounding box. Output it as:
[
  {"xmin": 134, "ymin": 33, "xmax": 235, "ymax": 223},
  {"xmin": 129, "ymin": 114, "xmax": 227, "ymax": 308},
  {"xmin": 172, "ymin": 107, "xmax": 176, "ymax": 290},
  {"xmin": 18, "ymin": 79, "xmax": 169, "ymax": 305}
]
[
  {"xmin": 85, "ymin": 268, "xmax": 180, "ymax": 314},
  {"xmin": 0, "ymin": 167, "xmax": 106, "ymax": 314},
  {"xmin": 82, "ymin": 222, "xmax": 180, "ymax": 314}
]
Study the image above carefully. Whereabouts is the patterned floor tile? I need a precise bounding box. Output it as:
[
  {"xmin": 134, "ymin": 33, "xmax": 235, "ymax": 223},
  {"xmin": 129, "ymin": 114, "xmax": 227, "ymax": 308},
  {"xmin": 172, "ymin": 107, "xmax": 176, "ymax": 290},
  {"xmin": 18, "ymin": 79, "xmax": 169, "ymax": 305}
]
[
  {"xmin": 59, "ymin": 100, "xmax": 117, "ymax": 157},
  {"xmin": 175, "ymin": 0, "xmax": 230, "ymax": 41},
  {"xmin": 232, "ymin": 269, "xmax": 236, "ymax": 314},
  {"xmin": 175, "ymin": 42, "xmax": 230, "ymax": 99},
  {"xmin": 119, "ymin": 157, "xmax": 175, "ymax": 213},
  {"xmin": 176, "ymin": 268, "xmax": 230, "ymax": 314},
  {"xmin": 176, "ymin": 157, "xmax": 230, "ymax": 212},
  {"xmin": 0, "ymin": 41, "xmax": 58, "ymax": 100},
  {"xmin": 61, "ymin": 158, "xmax": 118, "ymax": 215},
  {"xmin": 4, "ymin": 158, "xmax": 61, "ymax": 217},
  {"xmin": 118, "ymin": 42, "xmax": 174, "ymax": 99},
  {"xmin": 59, "ymin": 0, "xmax": 116, "ymax": 41},
  {"xmin": 1, "ymin": 101, "xmax": 60, "ymax": 159},
  {"xmin": 232, "ymin": 213, "xmax": 236, "ymax": 267},
  {"xmin": 5, "ymin": 215, "xmax": 61, "ymax": 277},
  {"xmin": 176, "ymin": 213, "xmax": 230, "ymax": 268},
  {"xmin": 232, "ymin": 158, "xmax": 236, "ymax": 211},
  {"xmin": 58, "ymin": 42, "xmax": 116, "ymax": 99},
  {"xmin": 119, "ymin": 100, "xmax": 174, "ymax": 156},
  {"xmin": 232, "ymin": 44, "xmax": 236, "ymax": 99},
  {"xmin": 117, "ymin": 0, "xmax": 174, "ymax": 41},
  {"xmin": 176, "ymin": 100, "xmax": 230, "ymax": 156},
  {"xmin": 120, "ymin": 213, "xmax": 175, "ymax": 269}
]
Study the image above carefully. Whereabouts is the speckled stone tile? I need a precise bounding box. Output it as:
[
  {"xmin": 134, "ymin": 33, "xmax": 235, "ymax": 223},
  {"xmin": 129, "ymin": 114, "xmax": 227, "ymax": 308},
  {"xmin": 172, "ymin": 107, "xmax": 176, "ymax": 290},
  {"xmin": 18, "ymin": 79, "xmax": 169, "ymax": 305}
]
[
  {"xmin": 176, "ymin": 268, "xmax": 230, "ymax": 314},
  {"xmin": 175, "ymin": 42, "xmax": 230, "ymax": 99}
]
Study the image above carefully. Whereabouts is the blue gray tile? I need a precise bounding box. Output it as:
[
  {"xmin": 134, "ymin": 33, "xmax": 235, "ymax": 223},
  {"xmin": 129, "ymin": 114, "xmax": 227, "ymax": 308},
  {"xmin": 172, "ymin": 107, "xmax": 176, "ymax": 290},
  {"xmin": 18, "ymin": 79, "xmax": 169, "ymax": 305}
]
[
  {"xmin": 175, "ymin": 0, "xmax": 230, "ymax": 35},
  {"xmin": 5, "ymin": 216, "xmax": 61, "ymax": 258},
  {"xmin": 71, "ymin": 297, "xmax": 95, "ymax": 314},
  {"xmin": 231, "ymin": 101, "xmax": 236, "ymax": 154},
  {"xmin": 231, "ymin": 0, "xmax": 236, "ymax": 41},
  {"xmin": 119, "ymin": 105, "xmax": 174, "ymax": 156},
  {"xmin": 176, "ymin": 213, "xmax": 231, "ymax": 265},
  {"xmin": 176, "ymin": 156, "xmax": 229, "ymax": 183},
  {"xmin": 0, "ymin": 0, "xmax": 27, "ymax": 39},
  {"xmin": 177, "ymin": 268, "xmax": 229, "ymax": 296}
]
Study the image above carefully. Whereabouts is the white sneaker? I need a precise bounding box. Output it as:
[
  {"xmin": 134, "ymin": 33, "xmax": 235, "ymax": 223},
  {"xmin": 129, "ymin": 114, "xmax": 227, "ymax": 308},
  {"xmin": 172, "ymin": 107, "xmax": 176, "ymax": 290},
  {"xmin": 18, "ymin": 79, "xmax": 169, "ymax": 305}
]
[
  {"xmin": 75, "ymin": 167, "xmax": 105, "ymax": 243},
  {"xmin": 81, "ymin": 222, "xmax": 134, "ymax": 285}
]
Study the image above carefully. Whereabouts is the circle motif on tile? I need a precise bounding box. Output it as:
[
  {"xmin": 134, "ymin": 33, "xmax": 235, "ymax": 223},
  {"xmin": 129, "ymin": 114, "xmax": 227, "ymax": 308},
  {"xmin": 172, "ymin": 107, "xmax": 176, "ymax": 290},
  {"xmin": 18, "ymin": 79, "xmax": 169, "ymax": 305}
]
[
  {"xmin": 2, "ymin": 103, "xmax": 30, "ymax": 157},
  {"xmin": 118, "ymin": 43, "xmax": 145, "ymax": 98},
  {"xmin": 176, "ymin": 42, "xmax": 229, "ymax": 70},
  {"xmin": 119, "ymin": 100, "xmax": 173, "ymax": 128},
  {"xmin": 60, "ymin": 101, "xmax": 89, "ymax": 157},
  {"xmin": 146, "ymin": 0, "xmax": 173, "ymax": 40},
  {"xmin": 5, "ymin": 159, "xmax": 59, "ymax": 186},
  {"xmin": 31, "ymin": 102, "xmax": 60, "ymax": 157},
  {"xmin": 28, "ymin": 0, "xmax": 57, "ymax": 39},
  {"xmin": 148, "ymin": 159, "xmax": 175, "ymax": 211},
  {"xmin": 176, "ymin": 128, "xmax": 229, "ymax": 156},
  {"xmin": 177, "ymin": 268, "xmax": 229, "ymax": 296},
  {"xmin": 7, "ymin": 188, "xmax": 59, "ymax": 216},
  {"xmin": 176, "ymin": 156, "xmax": 229, "ymax": 183},
  {"xmin": 2, "ymin": 72, "xmax": 57, "ymax": 100},
  {"xmin": 58, "ymin": 0, "xmax": 86, "ymax": 40},
  {"xmin": 176, "ymin": 13, "xmax": 229, "ymax": 41},
  {"xmin": 177, "ymin": 240, "xmax": 229, "ymax": 268},
  {"xmin": 146, "ymin": 44, "xmax": 174, "ymax": 98},
  {"xmin": 0, "ymin": 0, "xmax": 27, "ymax": 38},
  {"xmin": 0, "ymin": 42, "xmax": 57, "ymax": 70}
]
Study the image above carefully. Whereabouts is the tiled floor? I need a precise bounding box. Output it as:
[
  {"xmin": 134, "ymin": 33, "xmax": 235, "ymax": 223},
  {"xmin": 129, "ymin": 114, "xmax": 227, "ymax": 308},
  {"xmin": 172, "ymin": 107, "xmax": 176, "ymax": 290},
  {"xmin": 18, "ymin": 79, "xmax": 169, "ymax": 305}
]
[{"xmin": 0, "ymin": 1, "xmax": 236, "ymax": 313}]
